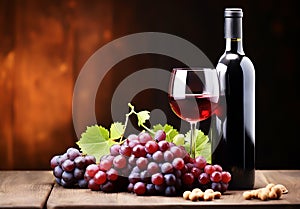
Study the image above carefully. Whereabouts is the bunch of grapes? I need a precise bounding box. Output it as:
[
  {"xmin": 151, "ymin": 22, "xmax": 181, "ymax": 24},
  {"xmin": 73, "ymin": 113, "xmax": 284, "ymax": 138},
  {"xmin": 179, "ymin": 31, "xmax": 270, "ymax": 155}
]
[
  {"xmin": 83, "ymin": 130, "xmax": 231, "ymax": 196},
  {"xmin": 50, "ymin": 148, "xmax": 96, "ymax": 188}
]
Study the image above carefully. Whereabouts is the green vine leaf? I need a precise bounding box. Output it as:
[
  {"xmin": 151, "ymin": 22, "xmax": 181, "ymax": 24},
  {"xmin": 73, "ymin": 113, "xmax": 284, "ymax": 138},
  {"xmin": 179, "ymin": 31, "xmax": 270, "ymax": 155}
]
[
  {"xmin": 136, "ymin": 110, "xmax": 150, "ymax": 127},
  {"xmin": 77, "ymin": 125, "xmax": 116, "ymax": 163},
  {"xmin": 110, "ymin": 122, "xmax": 124, "ymax": 140},
  {"xmin": 184, "ymin": 129, "xmax": 211, "ymax": 164}
]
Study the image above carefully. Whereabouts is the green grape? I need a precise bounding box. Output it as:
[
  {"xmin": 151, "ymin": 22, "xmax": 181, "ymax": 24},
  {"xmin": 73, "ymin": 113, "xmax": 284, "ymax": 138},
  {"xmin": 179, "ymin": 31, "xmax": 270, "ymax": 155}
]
[{"xmin": 173, "ymin": 134, "xmax": 185, "ymax": 146}]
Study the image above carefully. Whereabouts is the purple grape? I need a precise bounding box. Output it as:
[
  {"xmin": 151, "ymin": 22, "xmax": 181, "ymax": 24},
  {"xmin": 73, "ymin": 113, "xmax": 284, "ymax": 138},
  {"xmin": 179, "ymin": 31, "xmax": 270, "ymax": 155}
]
[
  {"xmin": 67, "ymin": 148, "xmax": 81, "ymax": 160},
  {"xmin": 101, "ymin": 181, "xmax": 115, "ymax": 193},
  {"xmin": 85, "ymin": 155, "xmax": 96, "ymax": 165},
  {"xmin": 74, "ymin": 156, "xmax": 86, "ymax": 169},
  {"xmin": 165, "ymin": 186, "xmax": 177, "ymax": 196},
  {"xmin": 138, "ymin": 132, "xmax": 153, "ymax": 145},
  {"xmin": 78, "ymin": 179, "xmax": 88, "ymax": 188},
  {"xmin": 211, "ymin": 182, "xmax": 222, "ymax": 192},
  {"xmin": 50, "ymin": 155, "xmax": 60, "ymax": 169},
  {"xmin": 53, "ymin": 166, "xmax": 63, "ymax": 178},
  {"xmin": 62, "ymin": 159, "xmax": 75, "ymax": 172},
  {"xmin": 110, "ymin": 144, "xmax": 121, "ymax": 156},
  {"xmin": 152, "ymin": 151, "xmax": 164, "ymax": 163},
  {"xmin": 129, "ymin": 172, "xmax": 141, "ymax": 184},
  {"xmin": 146, "ymin": 183, "xmax": 156, "ymax": 195},
  {"xmin": 62, "ymin": 171, "xmax": 74, "ymax": 183},
  {"xmin": 136, "ymin": 157, "xmax": 148, "ymax": 170},
  {"xmin": 74, "ymin": 168, "xmax": 84, "ymax": 179},
  {"xmin": 160, "ymin": 162, "xmax": 173, "ymax": 174},
  {"xmin": 164, "ymin": 173, "xmax": 176, "ymax": 186},
  {"xmin": 147, "ymin": 162, "xmax": 160, "ymax": 175},
  {"xmin": 163, "ymin": 150, "xmax": 174, "ymax": 162}
]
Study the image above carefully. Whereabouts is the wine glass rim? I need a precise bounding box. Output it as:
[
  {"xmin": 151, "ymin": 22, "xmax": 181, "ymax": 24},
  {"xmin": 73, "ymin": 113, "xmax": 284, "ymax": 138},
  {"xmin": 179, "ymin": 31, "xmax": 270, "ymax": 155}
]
[{"xmin": 172, "ymin": 67, "xmax": 216, "ymax": 71}]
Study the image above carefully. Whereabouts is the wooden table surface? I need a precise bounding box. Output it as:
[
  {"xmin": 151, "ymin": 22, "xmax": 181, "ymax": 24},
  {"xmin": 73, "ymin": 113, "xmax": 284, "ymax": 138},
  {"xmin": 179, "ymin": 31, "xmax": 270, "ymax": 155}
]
[
  {"xmin": 0, "ymin": 170, "xmax": 299, "ymax": 209},
  {"xmin": 0, "ymin": 171, "xmax": 53, "ymax": 209}
]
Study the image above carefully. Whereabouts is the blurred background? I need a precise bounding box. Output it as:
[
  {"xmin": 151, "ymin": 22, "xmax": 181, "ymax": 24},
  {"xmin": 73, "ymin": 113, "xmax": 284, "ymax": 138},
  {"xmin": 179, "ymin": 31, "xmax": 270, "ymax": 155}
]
[{"xmin": 0, "ymin": 0, "xmax": 299, "ymax": 170}]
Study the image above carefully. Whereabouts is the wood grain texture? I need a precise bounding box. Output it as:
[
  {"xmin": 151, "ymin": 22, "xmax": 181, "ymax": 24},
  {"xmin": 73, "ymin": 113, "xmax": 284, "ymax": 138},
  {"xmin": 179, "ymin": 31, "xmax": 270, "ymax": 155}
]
[
  {"xmin": 46, "ymin": 170, "xmax": 300, "ymax": 209},
  {"xmin": 0, "ymin": 171, "xmax": 54, "ymax": 208}
]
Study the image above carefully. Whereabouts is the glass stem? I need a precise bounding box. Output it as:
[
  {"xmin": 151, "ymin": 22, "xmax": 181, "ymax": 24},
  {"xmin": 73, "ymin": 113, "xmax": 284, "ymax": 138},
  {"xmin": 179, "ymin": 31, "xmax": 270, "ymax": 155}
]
[{"xmin": 190, "ymin": 122, "xmax": 197, "ymax": 159}]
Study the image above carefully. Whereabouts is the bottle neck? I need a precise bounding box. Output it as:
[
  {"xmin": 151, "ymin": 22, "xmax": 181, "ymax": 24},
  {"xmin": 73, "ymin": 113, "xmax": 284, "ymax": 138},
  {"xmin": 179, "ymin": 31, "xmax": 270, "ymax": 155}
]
[
  {"xmin": 225, "ymin": 38, "xmax": 244, "ymax": 55},
  {"xmin": 224, "ymin": 15, "xmax": 244, "ymax": 54}
]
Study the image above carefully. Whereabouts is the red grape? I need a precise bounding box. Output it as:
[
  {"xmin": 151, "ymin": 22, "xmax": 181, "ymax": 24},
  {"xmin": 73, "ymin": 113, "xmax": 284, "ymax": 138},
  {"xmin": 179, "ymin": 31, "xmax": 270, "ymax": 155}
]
[
  {"xmin": 99, "ymin": 159, "xmax": 112, "ymax": 171},
  {"xmin": 221, "ymin": 171, "xmax": 231, "ymax": 183},
  {"xmin": 133, "ymin": 182, "xmax": 146, "ymax": 195},
  {"xmin": 94, "ymin": 170, "xmax": 106, "ymax": 185},
  {"xmin": 198, "ymin": 172, "xmax": 210, "ymax": 185},
  {"xmin": 85, "ymin": 164, "xmax": 99, "ymax": 178},
  {"xmin": 151, "ymin": 173, "xmax": 164, "ymax": 185},
  {"xmin": 154, "ymin": 130, "xmax": 166, "ymax": 142},
  {"xmin": 106, "ymin": 168, "xmax": 118, "ymax": 181},
  {"xmin": 194, "ymin": 156, "xmax": 207, "ymax": 169},
  {"xmin": 158, "ymin": 140, "xmax": 170, "ymax": 152},
  {"xmin": 172, "ymin": 158, "xmax": 185, "ymax": 170},
  {"xmin": 145, "ymin": 140, "xmax": 159, "ymax": 154},
  {"xmin": 190, "ymin": 167, "xmax": 201, "ymax": 178},
  {"xmin": 132, "ymin": 144, "xmax": 146, "ymax": 157},
  {"xmin": 210, "ymin": 171, "xmax": 222, "ymax": 182},
  {"xmin": 204, "ymin": 164, "xmax": 216, "ymax": 175},
  {"xmin": 119, "ymin": 145, "xmax": 132, "ymax": 157},
  {"xmin": 213, "ymin": 164, "xmax": 223, "ymax": 172},
  {"xmin": 182, "ymin": 173, "xmax": 194, "ymax": 185}
]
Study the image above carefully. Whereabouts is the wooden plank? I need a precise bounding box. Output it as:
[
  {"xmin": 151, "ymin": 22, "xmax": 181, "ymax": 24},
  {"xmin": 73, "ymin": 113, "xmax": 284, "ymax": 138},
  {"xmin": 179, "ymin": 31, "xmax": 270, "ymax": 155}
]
[
  {"xmin": 0, "ymin": 171, "xmax": 54, "ymax": 208},
  {"xmin": 47, "ymin": 170, "xmax": 300, "ymax": 209}
]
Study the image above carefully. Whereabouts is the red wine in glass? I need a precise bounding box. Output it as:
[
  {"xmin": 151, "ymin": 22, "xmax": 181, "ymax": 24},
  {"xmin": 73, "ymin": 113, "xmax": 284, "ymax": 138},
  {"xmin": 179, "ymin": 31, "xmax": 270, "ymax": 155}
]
[
  {"xmin": 169, "ymin": 94, "xmax": 218, "ymax": 122},
  {"xmin": 168, "ymin": 68, "xmax": 219, "ymax": 158}
]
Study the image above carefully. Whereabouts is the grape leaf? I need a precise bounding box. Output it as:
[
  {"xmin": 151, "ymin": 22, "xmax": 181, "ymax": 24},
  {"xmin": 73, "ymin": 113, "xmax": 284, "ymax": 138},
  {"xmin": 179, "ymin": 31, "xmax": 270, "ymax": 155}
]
[
  {"xmin": 110, "ymin": 122, "xmax": 124, "ymax": 140},
  {"xmin": 152, "ymin": 124, "xmax": 164, "ymax": 132},
  {"xmin": 152, "ymin": 124, "xmax": 179, "ymax": 142},
  {"xmin": 199, "ymin": 142, "xmax": 212, "ymax": 164},
  {"xmin": 77, "ymin": 125, "xmax": 116, "ymax": 163},
  {"xmin": 185, "ymin": 129, "xmax": 211, "ymax": 163},
  {"xmin": 136, "ymin": 110, "xmax": 150, "ymax": 126},
  {"xmin": 163, "ymin": 124, "xmax": 179, "ymax": 142}
]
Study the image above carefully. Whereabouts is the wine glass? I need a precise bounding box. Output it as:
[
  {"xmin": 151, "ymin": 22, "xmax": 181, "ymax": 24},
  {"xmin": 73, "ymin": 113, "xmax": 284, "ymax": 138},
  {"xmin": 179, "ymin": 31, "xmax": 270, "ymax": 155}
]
[{"xmin": 168, "ymin": 67, "xmax": 219, "ymax": 158}]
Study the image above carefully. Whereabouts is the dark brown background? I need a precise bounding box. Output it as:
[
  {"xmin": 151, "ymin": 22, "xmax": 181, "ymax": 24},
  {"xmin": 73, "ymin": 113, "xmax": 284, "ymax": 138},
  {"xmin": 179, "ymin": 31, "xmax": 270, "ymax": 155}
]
[{"xmin": 0, "ymin": 0, "xmax": 299, "ymax": 170}]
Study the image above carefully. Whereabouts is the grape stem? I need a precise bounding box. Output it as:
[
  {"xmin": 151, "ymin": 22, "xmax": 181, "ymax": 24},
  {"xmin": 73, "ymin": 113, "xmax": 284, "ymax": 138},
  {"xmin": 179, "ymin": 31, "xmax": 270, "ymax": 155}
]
[{"xmin": 120, "ymin": 103, "xmax": 155, "ymax": 143}]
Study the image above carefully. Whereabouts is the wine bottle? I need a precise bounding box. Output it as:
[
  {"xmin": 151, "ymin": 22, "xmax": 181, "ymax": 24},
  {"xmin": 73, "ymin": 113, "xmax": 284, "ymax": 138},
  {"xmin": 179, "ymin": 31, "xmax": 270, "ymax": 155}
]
[{"xmin": 212, "ymin": 8, "xmax": 255, "ymax": 189}]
